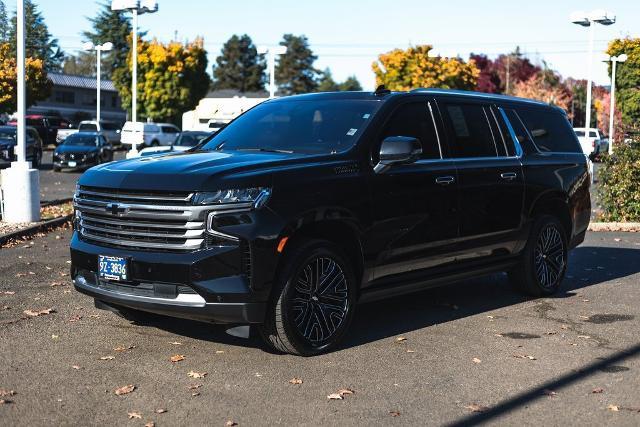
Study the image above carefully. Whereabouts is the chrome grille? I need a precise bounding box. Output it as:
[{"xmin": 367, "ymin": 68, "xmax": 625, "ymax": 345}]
[{"xmin": 74, "ymin": 186, "xmax": 207, "ymax": 251}]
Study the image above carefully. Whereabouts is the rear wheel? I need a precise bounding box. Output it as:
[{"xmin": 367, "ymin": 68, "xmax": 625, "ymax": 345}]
[
  {"xmin": 151, "ymin": 140, "xmax": 159, "ymax": 147},
  {"xmin": 258, "ymin": 239, "xmax": 357, "ymax": 356},
  {"xmin": 509, "ymin": 215, "xmax": 567, "ymax": 296}
]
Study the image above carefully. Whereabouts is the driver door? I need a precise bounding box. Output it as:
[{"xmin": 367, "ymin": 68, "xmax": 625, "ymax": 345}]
[{"xmin": 367, "ymin": 98, "xmax": 459, "ymax": 285}]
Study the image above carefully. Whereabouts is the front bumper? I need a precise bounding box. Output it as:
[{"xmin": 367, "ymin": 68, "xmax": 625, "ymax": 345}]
[
  {"xmin": 54, "ymin": 158, "xmax": 96, "ymax": 169},
  {"xmin": 70, "ymin": 233, "xmax": 267, "ymax": 324}
]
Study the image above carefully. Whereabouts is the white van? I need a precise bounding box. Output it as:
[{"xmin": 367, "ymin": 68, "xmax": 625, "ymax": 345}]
[
  {"xmin": 120, "ymin": 122, "xmax": 180, "ymax": 148},
  {"xmin": 573, "ymin": 127, "xmax": 601, "ymax": 156}
]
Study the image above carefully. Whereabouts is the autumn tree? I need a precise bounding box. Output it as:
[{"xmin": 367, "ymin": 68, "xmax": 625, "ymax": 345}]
[
  {"xmin": 372, "ymin": 45, "xmax": 478, "ymax": 91},
  {"xmin": 7, "ymin": 0, "xmax": 63, "ymax": 71},
  {"xmin": 114, "ymin": 37, "xmax": 210, "ymax": 124},
  {"xmin": 275, "ymin": 34, "xmax": 319, "ymax": 94},
  {"xmin": 512, "ymin": 73, "xmax": 570, "ymax": 112},
  {"xmin": 212, "ymin": 34, "xmax": 265, "ymax": 92},
  {"xmin": 607, "ymin": 37, "xmax": 640, "ymax": 129},
  {"xmin": 0, "ymin": 42, "xmax": 52, "ymax": 113},
  {"xmin": 470, "ymin": 53, "xmax": 501, "ymax": 93}
]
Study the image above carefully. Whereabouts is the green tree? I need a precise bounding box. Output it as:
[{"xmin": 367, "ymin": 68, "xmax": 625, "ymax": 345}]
[
  {"xmin": 82, "ymin": 1, "xmax": 132, "ymax": 80},
  {"xmin": 317, "ymin": 68, "xmax": 338, "ymax": 92},
  {"xmin": 0, "ymin": 42, "xmax": 52, "ymax": 113},
  {"xmin": 212, "ymin": 34, "xmax": 265, "ymax": 92},
  {"xmin": 0, "ymin": 0, "xmax": 8, "ymax": 42},
  {"xmin": 607, "ymin": 38, "xmax": 640, "ymax": 129},
  {"xmin": 275, "ymin": 34, "xmax": 319, "ymax": 94},
  {"xmin": 7, "ymin": 0, "xmax": 63, "ymax": 71},
  {"xmin": 372, "ymin": 45, "xmax": 478, "ymax": 91},
  {"xmin": 339, "ymin": 75, "xmax": 362, "ymax": 91},
  {"xmin": 115, "ymin": 37, "xmax": 211, "ymax": 124},
  {"xmin": 62, "ymin": 52, "xmax": 95, "ymax": 77}
]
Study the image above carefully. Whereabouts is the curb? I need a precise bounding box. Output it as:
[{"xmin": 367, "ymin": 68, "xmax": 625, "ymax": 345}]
[
  {"xmin": 588, "ymin": 222, "xmax": 640, "ymax": 232},
  {"xmin": 41, "ymin": 197, "xmax": 73, "ymax": 207},
  {"xmin": 0, "ymin": 214, "xmax": 73, "ymax": 246}
]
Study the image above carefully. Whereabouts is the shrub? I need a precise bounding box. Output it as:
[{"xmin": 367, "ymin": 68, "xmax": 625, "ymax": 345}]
[{"xmin": 598, "ymin": 140, "xmax": 640, "ymax": 221}]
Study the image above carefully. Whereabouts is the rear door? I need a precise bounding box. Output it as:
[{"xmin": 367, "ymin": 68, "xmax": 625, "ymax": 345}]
[
  {"xmin": 436, "ymin": 100, "xmax": 524, "ymax": 262},
  {"xmin": 368, "ymin": 98, "xmax": 460, "ymax": 283}
]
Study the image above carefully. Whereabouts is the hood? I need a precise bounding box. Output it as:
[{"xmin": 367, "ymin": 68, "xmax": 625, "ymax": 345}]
[
  {"xmin": 79, "ymin": 150, "xmax": 311, "ymax": 191},
  {"xmin": 55, "ymin": 145, "xmax": 99, "ymax": 154}
]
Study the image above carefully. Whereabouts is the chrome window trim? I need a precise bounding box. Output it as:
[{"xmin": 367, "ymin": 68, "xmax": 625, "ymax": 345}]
[
  {"xmin": 489, "ymin": 106, "xmax": 511, "ymax": 156},
  {"xmin": 427, "ymin": 101, "xmax": 443, "ymax": 159},
  {"xmin": 481, "ymin": 106, "xmax": 500, "ymax": 157},
  {"xmin": 498, "ymin": 107, "xmax": 525, "ymax": 158}
]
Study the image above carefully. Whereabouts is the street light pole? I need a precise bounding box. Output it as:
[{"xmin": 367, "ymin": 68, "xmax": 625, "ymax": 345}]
[
  {"xmin": 258, "ymin": 46, "xmax": 287, "ymax": 98},
  {"xmin": 84, "ymin": 42, "xmax": 113, "ymax": 123},
  {"xmin": 608, "ymin": 54, "xmax": 628, "ymax": 155},
  {"xmin": 0, "ymin": 0, "xmax": 40, "ymax": 223},
  {"xmin": 584, "ymin": 21, "xmax": 595, "ymax": 134}
]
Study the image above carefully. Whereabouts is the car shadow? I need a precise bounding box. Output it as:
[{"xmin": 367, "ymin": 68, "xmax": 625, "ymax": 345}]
[{"xmin": 120, "ymin": 245, "xmax": 640, "ymax": 353}]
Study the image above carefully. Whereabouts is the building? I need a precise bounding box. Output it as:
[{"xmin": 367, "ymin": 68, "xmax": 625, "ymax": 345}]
[
  {"xmin": 182, "ymin": 89, "xmax": 268, "ymax": 131},
  {"xmin": 27, "ymin": 73, "xmax": 126, "ymax": 124}
]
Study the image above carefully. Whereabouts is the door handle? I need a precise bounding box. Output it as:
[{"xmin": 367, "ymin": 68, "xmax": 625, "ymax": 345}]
[
  {"xmin": 435, "ymin": 176, "xmax": 455, "ymax": 185},
  {"xmin": 500, "ymin": 172, "xmax": 517, "ymax": 181}
]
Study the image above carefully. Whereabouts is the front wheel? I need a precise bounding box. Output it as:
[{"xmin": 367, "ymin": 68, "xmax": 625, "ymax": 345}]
[
  {"xmin": 258, "ymin": 240, "xmax": 357, "ymax": 356},
  {"xmin": 509, "ymin": 215, "xmax": 568, "ymax": 296}
]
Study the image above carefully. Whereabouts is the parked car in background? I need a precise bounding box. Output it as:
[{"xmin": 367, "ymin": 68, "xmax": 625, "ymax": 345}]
[
  {"xmin": 8, "ymin": 115, "xmax": 71, "ymax": 146},
  {"xmin": 56, "ymin": 122, "xmax": 79, "ymax": 145},
  {"xmin": 573, "ymin": 127, "xmax": 601, "ymax": 156},
  {"xmin": 0, "ymin": 125, "xmax": 43, "ymax": 167},
  {"xmin": 71, "ymin": 89, "xmax": 591, "ymax": 356},
  {"xmin": 137, "ymin": 131, "xmax": 212, "ymax": 157},
  {"xmin": 52, "ymin": 132, "xmax": 113, "ymax": 171},
  {"xmin": 76, "ymin": 120, "xmax": 123, "ymax": 146},
  {"xmin": 120, "ymin": 121, "xmax": 180, "ymax": 148}
]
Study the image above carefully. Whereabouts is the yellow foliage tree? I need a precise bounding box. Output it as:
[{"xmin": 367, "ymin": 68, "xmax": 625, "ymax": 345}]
[
  {"xmin": 0, "ymin": 42, "xmax": 52, "ymax": 114},
  {"xmin": 113, "ymin": 37, "xmax": 211, "ymax": 124},
  {"xmin": 372, "ymin": 45, "xmax": 479, "ymax": 91}
]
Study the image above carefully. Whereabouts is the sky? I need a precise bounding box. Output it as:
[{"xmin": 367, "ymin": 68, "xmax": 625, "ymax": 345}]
[{"xmin": 17, "ymin": 0, "xmax": 640, "ymax": 90}]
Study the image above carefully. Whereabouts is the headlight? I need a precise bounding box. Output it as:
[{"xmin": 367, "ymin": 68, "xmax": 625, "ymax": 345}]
[{"xmin": 192, "ymin": 187, "xmax": 271, "ymax": 208}]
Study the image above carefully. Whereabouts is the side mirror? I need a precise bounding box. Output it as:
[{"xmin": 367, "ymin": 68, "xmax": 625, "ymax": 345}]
[{"xmin": 374, "ymin": 136, "xmax": 422, "ymax": 174}]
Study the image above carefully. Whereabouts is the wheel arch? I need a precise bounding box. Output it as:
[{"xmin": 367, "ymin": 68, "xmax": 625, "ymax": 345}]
[{"xmin": 528, "ymin": 191, "xmax": 573, "ymax": 239}]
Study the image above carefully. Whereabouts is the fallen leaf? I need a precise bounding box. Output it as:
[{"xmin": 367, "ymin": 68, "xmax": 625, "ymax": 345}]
[
  {"xmin": 472, "ymin": 358, "xmax": 482, "ymax": 364},
  {"xmin": 225, "ymin": 421, "xmax": 238, "ymax": 427},
  {"xmin": 215, "ymin": 350, "xmax": 225, "ymax": 354},
  {"xmin": 100, "ymin": 356, "xmax": 115, "ymax": 360},
  {"xmin": 327, "ymin": 393, "xmax": 343, "ymax": 400},
  {"xmin": 395, "ymin": 337, "xmax": 407, "ymax": 343},
  {"xmin": 114, "ymin": 345, "xmax": 136, "ymax": 352},
  {"xmin": 328, "ymin": 388, "xmax": 354, "ymax": 399},
  {"xmin": 406, "ymin": 349, "xmax": 415, "ymax": 353},
  {"xmin": 187, "ymin": 371, "xmax": 207, "ymax": 379},
  {"xmin": 494, "ymin": 333, "xmax": 503, "ymax": 337},
  {"xmin": 51, "ymin": 334, "xmax": 59, "ymax": 339},
  {"xmin": 191, "ymin": 392, "xmax": 200, "ymax": 397},
  {"xmin": 155, "ymin": 408, "xmax": 167, "ymax": 414},
  {"xmin": 486, "ymin": 315, "xmax": 494, "ymax": 319},
  {"xmin": 0, "ymin": 399, "xmax": 12, "ymax": 404},
  {"xmin": 607, "ymin": 404, "xmax": 619, "ymax": 412},
  {"xmin": 127, "ymin": 412, "xmax": 142, "ymax": 419},
  {"xmin": 389, "ymin": 411, "xmax": 401, "ymax": 417},
  {"xmin": 187, "ymin": 384, "xmax": 202, "ymax": 390},
  {"xmin": 577, "ymin": 335, "xmax": 591, "ymax": 339},
  {"xmin": 512, "ymin": 354, "xmax": 536, "ymax": 360},
  {"xmin": 145, "ymin": 423, "xmax": 155, "ymax": 427},
  {"xmin": 546, "ymin": 331, "xmax": 557, "ymax": 335},
  {"xmin": 50, "ymin": 282, "xmax": 66, "ymax": 287},
  {"xmin": 114, "ymin": 384, "xmax": 135, "ymax": 395},
  {"xmin": 0, "ymin": 389, "xmax": 16, "ymax": 397},
  {"xmin": 23, "ymin": 308, "xmax": 55, "ymax": 317},
  {"xmin": 170, "ymin": 354, "xmax": 185, "ymax": 363},
  {"xmin": 169, "ymin": 341, "xmax": 182, "ymax": 345},
  {"xmin": 2, "ymin": 291, "xmax": 15, "ymax": 295},
  {"xmin": 289, "ymin": 378, "xmax": 303, "ymax": 385},
  {"xmin": 68, "ymin": 315, "xmax": 82, "ymax": 322},
  {"xmin": 464, "ymin": 403, "xmax": 488, "ymax": 412},
  {"xmin": 71, "ymin": 365, "xmax": 81, "ymax": 370},
  {"xmin": 592, "ymin": 387, "xmax": 604, "ymax": 394},
  {"xmin": 543, "ymin": 389, "xmax": 558, "ymax": 397}
]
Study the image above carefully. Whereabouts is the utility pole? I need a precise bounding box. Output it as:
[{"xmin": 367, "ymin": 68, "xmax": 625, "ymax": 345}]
[{"xmin": 505, "ymin": 54, "xmax": 511, "ymax": 95}]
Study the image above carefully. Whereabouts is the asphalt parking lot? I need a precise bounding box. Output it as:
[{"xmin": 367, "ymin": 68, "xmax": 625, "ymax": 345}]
[{"xmin": 1, "ymin": 229, "xmax": 639, "ymax": 426}]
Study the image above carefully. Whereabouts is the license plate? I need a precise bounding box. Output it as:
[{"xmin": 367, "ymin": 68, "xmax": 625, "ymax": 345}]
[
  {"xmin": 98, "ymin": 255, "xmax": 128, "ymax": 281},
  {"xmin": 68, "ymin": 161, "xmax": 77, "ymax": 167}
]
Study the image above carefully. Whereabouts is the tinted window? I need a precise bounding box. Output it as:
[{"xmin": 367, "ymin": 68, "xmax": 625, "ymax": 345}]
[
  {"xmin": 441, "ymin": 103, "xmax": 497, "ymax": 158},
  {"xmin": 517, "ymin": 109, "xmax": 581, "ymax": 153},
  {"xmin": 201, "ymin": 99, "xmax": 380, "ymax": 155},
  {"xmin": 380, "ymin": 102, "xmax": 441, "ymax": 160},
  {"xmin": 161, "ymin": 126, "xmax": 178, "ymax": 134},
  {"xmin": 574, "ymin": 130, "xmax": 585, "ymax": 137},
  {"xmin": 144, "ymin": 124, "xmax": 159, "ymax": 133},
  {"xmin": 78, "ymin": 123, "xmax": 98, "ymax": 132},
  {"xmin": 101, "ymin": 122, "xmax": 119, "ymax": 131},
  {"xmin": 491, "ymin": 108, "xmax": 517, "ymax": 156},
  {"xmin": 64, "ymin": 135, "xmax": 98, "ymax": 146}
]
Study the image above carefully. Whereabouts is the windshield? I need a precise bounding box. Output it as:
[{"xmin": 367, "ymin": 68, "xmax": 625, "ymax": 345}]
[
  {"xmin": 200, "ymin": 99, "xmax": 381, "ymax": 154},
  {"xmin": 175, "ymin": 132, "xmax": 210, "ymax": 147},
  {"xmin": 78, "ymin": 123, "xmax": 98, "ymax": 131},
  {"xmin": 64, "ymin": 135, "xmax": 98, "ymax": 146},
  {"xmin": 574, "ymin": 130, "xmax": 585, "ymax": 137}
]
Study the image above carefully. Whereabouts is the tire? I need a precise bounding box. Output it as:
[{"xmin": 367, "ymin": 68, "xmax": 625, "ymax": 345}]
[
  {"xmin": 151, "ymin": 140, "xmax": 159, "ymax": 147},
  {"xmin": 32, "ymin": 150, "xmax": 41, "ymax": 168},
  {"xmin": 258, "ymin": 239, "xmax": 357, "ymax": 356},
  {"xmin": 509, "ymin": 215, "xmax": 568, "ymax": 297}
]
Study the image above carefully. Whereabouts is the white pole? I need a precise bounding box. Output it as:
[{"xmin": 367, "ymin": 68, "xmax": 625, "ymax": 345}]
[
  {"xmin": 269, "ymin": 51, "xmax": 275, "ymax": 99},
  {"xmin": 1, "ymin": 0, "xmax": 40, "ymax": 223},
  {"xmin": 16, "ymin": 0, "xmax": 26, "ymax": 163},
  {"xmin": 131, "ymin": 8, "xmax": 138, "ymax": 156},
  {"xmin": 584, "ymin": 21, "xmax": 595, "ymax": 134},
  {"xmin": 608, "ymin": 58, "xmax": 617, "ymax": 155},
  {"xmin": 96, "ymin": 47, "xmax": 101, "ymax": 123}
]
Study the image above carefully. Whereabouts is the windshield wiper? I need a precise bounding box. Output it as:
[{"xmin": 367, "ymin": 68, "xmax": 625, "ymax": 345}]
[{"xmin": 233, "ymin": 147, "xmax": 294, "ymax": 154}]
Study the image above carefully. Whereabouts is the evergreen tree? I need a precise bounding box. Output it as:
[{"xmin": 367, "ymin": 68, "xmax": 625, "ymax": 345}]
[
  {"xmin": 62, "ymin": 52, "xmax": 95, "ymax": 77},
  {"xmin": 8, "ymin": 0, "xmax": 63, "ymax": 71},
  {"xmin": 82, "ymin": 1, "xmax": 132, "ymax": 80},
  {"xmin": 0, "ymin": 1, "xmax": 8, "ymax": 43},
  {"xmin": 339, "ymin": 75, "xmax": 362, "ymax": 91},
  {"xmin": 275, "ymin": 34, "xmax": 319, "ymax": 95},
  {"xmin": 317, "ymin": 68, "xmax": 338, "ymax": 92},
  {"xmin": 212, "ymin": 34, "xmax": 265, "ymax": 92}
]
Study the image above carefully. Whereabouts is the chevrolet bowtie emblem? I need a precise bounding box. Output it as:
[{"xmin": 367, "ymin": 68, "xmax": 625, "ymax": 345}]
[{"xmin": 105, "ymin": 203, "xmax": 129, "ymax": 216}]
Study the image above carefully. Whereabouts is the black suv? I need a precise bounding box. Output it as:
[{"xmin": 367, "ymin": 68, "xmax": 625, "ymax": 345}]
[{"xmin": 71, "ymin": 89, "xmax": 591, "ymax": 355}]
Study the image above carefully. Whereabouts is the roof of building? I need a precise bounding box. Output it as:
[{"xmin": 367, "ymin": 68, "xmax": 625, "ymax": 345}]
[
  {"xmin": 206, "ymin": 88, "xmax": 270, "ymax": 99},
  {"xmin": 48, "ymin": 73, "xmax": 117, "ymax": 92}
]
